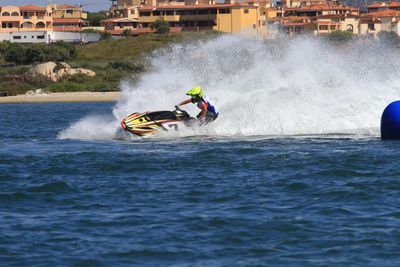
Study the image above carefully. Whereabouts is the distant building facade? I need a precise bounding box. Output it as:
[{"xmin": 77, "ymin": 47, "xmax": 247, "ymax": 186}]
[
  {"xmin": 0, "ymin": 5, "xmax": 53, "ymax": 33},
  {"xmin": 49, "ymin": 4, "xmax": 88, "ymax": 32},
  {"xmin": 0, "ymin": 4, "xmax": 98, "ymax": 43}
]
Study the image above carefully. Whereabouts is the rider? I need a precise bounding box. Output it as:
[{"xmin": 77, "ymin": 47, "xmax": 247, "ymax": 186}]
[{"xmin": 176, "ymin": 86, "xmax": 219, "ymax": 124}]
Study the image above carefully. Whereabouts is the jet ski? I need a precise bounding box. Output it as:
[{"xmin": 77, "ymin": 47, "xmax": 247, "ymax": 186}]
[{"xmin": 120, "ymin": 106, "xmax": 197, "ymax": 137}]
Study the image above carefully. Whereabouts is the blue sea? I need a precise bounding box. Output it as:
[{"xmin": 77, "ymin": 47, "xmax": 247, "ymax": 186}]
[{"xmin": 1, "ymin": 102, "xmax": 400, "ymax": 266}]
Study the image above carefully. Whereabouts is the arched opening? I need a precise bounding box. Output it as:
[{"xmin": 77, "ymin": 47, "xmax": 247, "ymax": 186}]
[
  {"xmin": 11, "ymin": 12, "xmax": 19, "ymax": 16},
  {"xmin": 36, "ymin": 22, "xmax": 46, "ymax": 28},
  {"xmin": 346, "ymin": 24, "xmax": 353, "ymax": 33},
  {"xmin": 21, "ymin": 21, "xmax": 34, "ymax": 28},
  {"xmin": 2, "ymin": 12, "xmax": 10, "ymax": 16}
]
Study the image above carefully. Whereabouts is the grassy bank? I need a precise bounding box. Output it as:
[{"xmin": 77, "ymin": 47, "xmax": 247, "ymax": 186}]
[{"xmin": 0, "ymin": 32, "xmax": 220, "ymax": 96}]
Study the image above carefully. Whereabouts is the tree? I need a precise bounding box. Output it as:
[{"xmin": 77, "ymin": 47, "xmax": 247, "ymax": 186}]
[
  {"xmin": 100, "ymin": 31, "xmax": 112, "ymax": 40},
  {"xmin": 4, "ymin": 44, "xmax": 26, "ymax": 64},
  {"xmin": 151, "ymin": 19, "xmax": 170, "ymax": 34},
  {"xmin": 327, "ymin": 30, "xmax": 353, "ymax": 42},
  {"xmin": 25, "ymin": 46, "xmax": 44, "ymax": 64},
  {"xmin": 87, "ymin": 11, "xmax": 108, "ymax": 27},
  {"xmin": 123, "ymin": 29, "xmax": 132, "ymax": 37}
]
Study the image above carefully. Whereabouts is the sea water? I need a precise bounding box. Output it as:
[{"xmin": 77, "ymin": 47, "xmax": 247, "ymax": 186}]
[{"xmin": 1, "ymin": 35, "xmax": 400, "ymax": 266}]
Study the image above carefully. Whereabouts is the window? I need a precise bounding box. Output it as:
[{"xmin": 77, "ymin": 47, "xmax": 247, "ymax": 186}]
[
  {"xmin": 140, "ymin": 12, "xmax": 151, "ymax": 16},
  {"xmin": 165, "ymin": 11, "xmax": 174, "ymax": 16},
  {"xmin": 319, "ymin": 25, "xmax": 328, "ymax": 30},
  {"xmin": 198, "ymin": 9, "xmax": 208, "ymax": 15},
  {"xmin": 66, "ymin": 10, "xmax": 73, "ymax": 14},
  {"xmin": 330, "ymin": 25, "xmax": 335, "ymax": 30},
  {"xmin": 130, "ymin": 10, "xmax": 135, "ymax": 15},
  {"xmin": 219, "ymin": 9, "xmax": 230, "ymax": 14},
  {"xmin": 153, "ymin": 11, "xmax": 161, "ymax": 16},
  {"xmin": 244, "ymin": 9, "xmax": 249, "ymax": 14},
  {"xmin": 37, "ymin": 35, "xmax": 45, "ymax": 39},
  {"xmin": 346, "ymin": 24, "xmax": 353, "ymax": 32},
  {"xmin": 368, "ymin": 23, "xmax": 375, "ymax": 30},
  {"xmin": 13, "ymin": 36, "xmax": 21, "ymax": 39}
]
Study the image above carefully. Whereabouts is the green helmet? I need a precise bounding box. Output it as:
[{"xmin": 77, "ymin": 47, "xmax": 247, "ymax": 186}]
[{"xmin": 186, "ymin": 86, "xmax": 204, "ymax": 98}]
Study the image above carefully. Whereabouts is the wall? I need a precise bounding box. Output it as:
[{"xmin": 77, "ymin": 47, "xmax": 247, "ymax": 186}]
[{"xmin": 0, "ymin": 31, "xmax": 99, "ymax": 43}]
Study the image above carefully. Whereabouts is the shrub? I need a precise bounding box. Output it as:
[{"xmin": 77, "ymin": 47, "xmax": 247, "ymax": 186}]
[
  {"xmin": 3, "ymin": 42, "xmax": 77, "ymax": 64},
  {"xmin": 4, "ymin": 44, "xmax": 27, "ymax": 65},
  {"xmin": 0, "ymin": 80, "xmax": 36, "ymax": 96},
  {"xmin": 100, "ymin": 31, "xmax": 112, "ymax": 40},
  {"xmin": 151, "ymin": 19, "xmax": 170, "ymax": 34},
  {"xmin": 25, "ymin": 46, "xmax": 44, "ymax": 64},
  {"xmin": 123, "ymin": 29, "xmax": 132, "ymax": 37},
  {"xmin": 327, "ymin": 30, "xmax": 353, "ymax": 42},
  {"xmin": 0, "ymin": 41, "xmax": 11, "ymax": 54},
  {"xmin": 108, "ymin": 60, "xmax": 144, "ymax": 72},
  {"xmin": 52, "ymin": 41, "xmax": 77, "ymax": 59}
]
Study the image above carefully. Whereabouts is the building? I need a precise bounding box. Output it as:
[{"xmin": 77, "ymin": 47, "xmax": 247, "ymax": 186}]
[
  {"xmin": 366, "ymin": 2, "xmax": 400, "ymax": 13},
  {"xmin": 0, "ymin": 5, "xmax": 53, "ymax": 33},
  {"xmin": 0, "ymin": 4, "xmax": 98, "ymax": 43},
  {"xmin": 314, "ymin": 14, "xmax": 359, "ymax": 35},
  {"xmin": 137, "ymin": 3, "xmax": 259, "ymax": 33},
  {"xmin": 49, "ymin": 4, "xmax": 88, "ymax": 32}
]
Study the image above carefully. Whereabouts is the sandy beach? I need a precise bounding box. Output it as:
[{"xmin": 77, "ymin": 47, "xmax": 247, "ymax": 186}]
[{"xmin": 0, "ymin": 91, "xmax": 120, "ymax": 104}]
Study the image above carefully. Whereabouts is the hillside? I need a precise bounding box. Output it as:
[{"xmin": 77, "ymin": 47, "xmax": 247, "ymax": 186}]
[{"xmin": 0, "ymin": 31, "xmax": 220, "ymax": 96}]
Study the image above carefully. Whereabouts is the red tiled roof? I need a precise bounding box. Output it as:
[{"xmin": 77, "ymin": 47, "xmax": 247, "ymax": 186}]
[
  {"xmin": 102, "ymin": 18, "xmax": 139, "ymax": 23},
  {"xmin": 53, "ymin": 18, "xmax": 84, "ymax": 23},
  {"xmin": 359, "ymin": 19, "xmax": 382, "ymax": 23},
  {"xmin": 317, "ymin": 14, "xmax": 359, "ymax": 18},
  {"xmin": 285, "ymin": 4, "xmax": 358, "ymax": 12},
  {"xmin": 53, "ymin": 4, "xmax": 81, "ymax": 10},
  {"xmin": 366, "ymin": 2, "xmax": 400, "ymax": 8},
  {"xmin": 20, "ymin": 4, "xmax": 47, "ymax": 11},
  {"xmin": 53, "ymin": 26, "xmax": 82, "ymax": 31},
  {"xmin": 139, "ymin": 3, "xmax": 257, "ymax": 11},
  {"xmin": 317, "ymin": 21, "xmax": 341, "ymax": 25},
  {"xmin": 363, "ymin": 9, "xmax": 400, "ymax": 17}
]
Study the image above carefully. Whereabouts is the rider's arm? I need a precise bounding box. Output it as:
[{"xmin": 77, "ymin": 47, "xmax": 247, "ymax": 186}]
[
  {"xmin": 199, "ymin": 102, "xmax": 207, "ymax": 119},
  {"xmin": 178, "ymin": 99, "xmax": 192, "ymax": 106}
]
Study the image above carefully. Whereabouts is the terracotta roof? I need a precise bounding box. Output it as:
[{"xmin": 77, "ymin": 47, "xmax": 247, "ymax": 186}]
[
  {"xmin": 283, "ymin": 22, "xmax": 308, "ymax": 26},
  {"xmin": 53, "ymin": 4, "xmax": 81, "ymax": 10},
  {"xmin": 366, "ymin": 2, "xmax": 400, "ymax": 8},
  {"xmin": 317, "ymin": 14, "xmax": 359, "ymax": 18},
  {"xmin": 139, "ymin": 3, "xmax": 257, "ymax": 11},
  {"xmin": 360, "ymin": 18, "xmax": 382, "ymax": 23},
  {"xmin": 363, "ymin": 9, "xmax": 400, "ymax": 17},
  {"xmin": 53, "ymin": 18, "xmax": 85, "ymax": 23},
  {"xmin": 317, "ymin": 21, "xmax": 340, "ymax": 25},
  {"xmin": 102, "ymin": 18, "xmax": 139, "ymax": 23},
  {"xmin": 53, "ymin": 26, "xmax": 82, "ymax": 31},
  {"xmin": 20, "ymin": 4, "xmax": 47, "ymax": 11},
  {"xmin": 285, "ymin": 4, "xmax": 358, "ymax": 12}
]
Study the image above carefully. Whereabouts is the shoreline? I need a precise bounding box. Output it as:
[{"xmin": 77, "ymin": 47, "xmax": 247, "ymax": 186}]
[{"xmin": 0, "ymin": 91, "xmax": 120, "ymax": 104}]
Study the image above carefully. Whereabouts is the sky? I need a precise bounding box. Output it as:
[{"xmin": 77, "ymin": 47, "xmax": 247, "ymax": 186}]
[{"xmin": 2, "ymin": 0, "xmax": 111, "ymax": 12}]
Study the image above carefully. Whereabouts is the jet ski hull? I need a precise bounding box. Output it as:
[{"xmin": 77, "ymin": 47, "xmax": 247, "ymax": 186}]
[{"xmin": 121, "ymin": 109, "xmax": 195, "ymax": 137}]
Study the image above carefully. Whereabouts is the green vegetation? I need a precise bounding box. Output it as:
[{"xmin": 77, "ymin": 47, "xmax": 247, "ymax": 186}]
[
  {"xmin": 327, "ymin": 30, "xmax": 353, "ymax": 42},
  {"xmin": 151, "ymin": 19, "xmax": 171, "ymax": 35},
  {"xmin": 87, "ymin": 11, "xmax": 108, "ymax": 27},
  {"xmin": 0, "ymin": 31, "xmax": 221, "ymax": 96},
  {"xmin": 2, "ymin": 41, "xmax": 77, "ymax": 65}
]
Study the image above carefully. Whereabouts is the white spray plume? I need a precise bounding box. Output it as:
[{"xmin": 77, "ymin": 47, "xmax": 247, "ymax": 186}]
[{"xmin": 61, "ymin": 34, "xmax": 400, "ymax": 140}]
